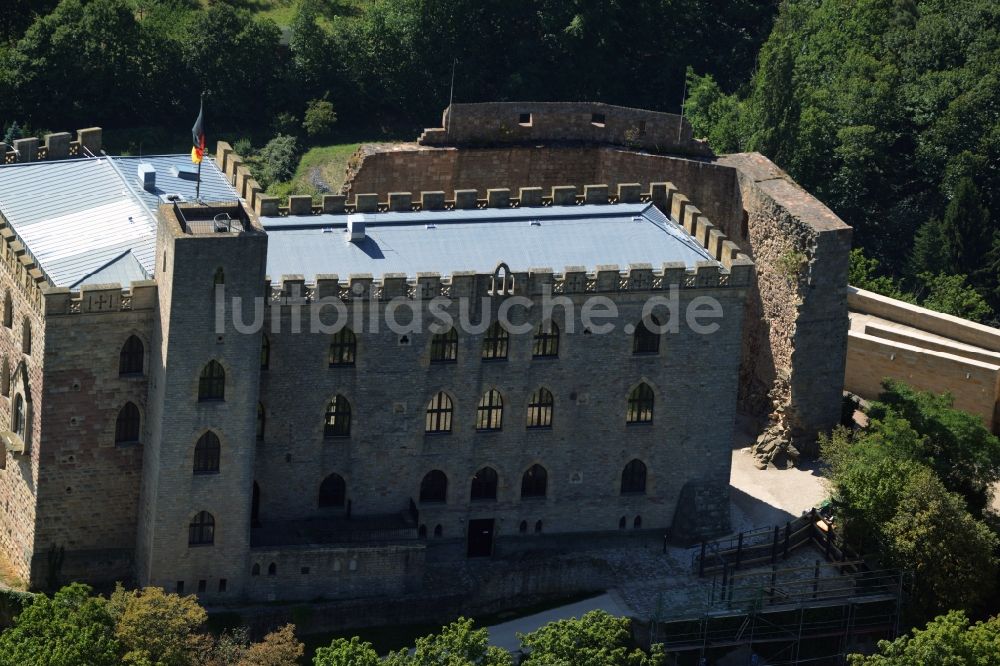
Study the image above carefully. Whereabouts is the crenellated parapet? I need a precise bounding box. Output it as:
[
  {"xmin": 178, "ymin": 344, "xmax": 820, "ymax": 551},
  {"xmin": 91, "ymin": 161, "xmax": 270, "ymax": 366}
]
[
  {"xmin": 1, "ymin": 127, "xmax": 101, "ymax": 164},
  {"xmin": 265, "ymin": 257, "xmax": 753, "ymax": 306},
  {"xmin": 42, "ymin": 280, "xmax": 158, "ymax": 316},
  {"xmin": 0, "ymin": 219, "xmax": 48, "ymax": 313}
]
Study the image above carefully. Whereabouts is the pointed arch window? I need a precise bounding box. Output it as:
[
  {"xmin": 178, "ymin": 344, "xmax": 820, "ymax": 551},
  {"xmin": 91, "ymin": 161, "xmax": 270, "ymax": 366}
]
[
  {"xmin": 425, "ymin": 392, "xmax": 453, "ymax": 433},
  {"xmin": 329, "ymin": 328, "xmax": 356, "ymax": 366},
  {"xmin": 318, "ymin": 473, "xmax": 346, "ymax": 508},
  {"xmin": 626, "ymin": 383, "xmax": 654, "ymax": 423},
  {"xmin": 12, "ymin": 394, "xmax": 25, "ymax": 438},
  {"xmin": 476, "ymin": 390, "xmax": 503, "ymax": 431},
  {"xmin": 260, "ymin": 335, "xmax": 270, "ymax": 370},
  {"xmin": 419, "ymin": 470, "xmax": 448, "ymax": 503},
  {"xmin": 633, "ymin": 316, "xmax": 661, "ymax": 354},
  {"xmin": 526, "ymin": 388, "xmax": 554, "ymax": 428},
  {"xmin": 481, "ymin": 322, "xmax": 509, "ymax": 360},
  {"xmin": 119, "ymin": 335, "xmax": 144, "ymax": 375},
  {"xmin": 470, "ymin": 467, "xmax": 498, "ymax": 501},
  {"xmin": 521, "ymin": 464, "xmax": 547, "ymax": 498},
  {"xmin": 256, "ymin": 403, "xmax": 266, "ymax": 441},
  {"xmin": 532, "ymin": 321, "xmax": 559, "ymax": 358},
  {"xmin": 188, "ymin": 511, "xmax": 215, "ymax": 546},
  {"xmin": 621, "ymin": 459, "xmax": 647, "ymax": 495},
  {"xmin": 198, "ymin": 361, "xmax": 225, "ymax": 401},
  {"xmin": 0, "ymin": 357, "xmax": 9, "ymax": 398},
  {"xmin": 324, "ymin": 395, "xmax": 351, "ymax": 437},
  {"xmin": 430, "ymin": 327, "xmax": 458, "ymax": 363},
  {"xmin": 193, "ymin": 431, "xmax": 221, "ymax": 474},
  {"xmin": 213, "ymin": 267, "xmax": 225, "ymax": 285},
  {"xmin": 21, "ymin": 319, "xmax": 31, "ymax": 355},
  {"xmin": 115, "ymin": 402, "xmax": 141, "ymax": 445}
]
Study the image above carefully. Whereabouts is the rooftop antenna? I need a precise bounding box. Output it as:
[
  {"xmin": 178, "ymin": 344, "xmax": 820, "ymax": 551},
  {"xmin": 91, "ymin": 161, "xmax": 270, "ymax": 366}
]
[
  {"xmin": 448, "ymin": 58, "xmax": 458, "ymax": 110},
  {"xmin": 677, "ymin": 69, "xmax": 688, "ymax": 144}
]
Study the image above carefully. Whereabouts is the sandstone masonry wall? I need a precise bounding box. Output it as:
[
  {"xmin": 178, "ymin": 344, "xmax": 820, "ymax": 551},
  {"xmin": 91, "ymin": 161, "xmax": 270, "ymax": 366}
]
[{"xmin": 343, "ymin": 137, "xmax": 852, "ymax": 449}]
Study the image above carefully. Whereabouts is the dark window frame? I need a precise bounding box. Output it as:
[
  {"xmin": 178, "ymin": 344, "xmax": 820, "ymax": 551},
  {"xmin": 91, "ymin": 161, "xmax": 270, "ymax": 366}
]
[
  {"xmin": 115, "ymin": 402, "xmax": 141, "ymax": 445},
  {"xmin": 329, "ymin": 328, "xmax": 356, "ymax": 367},
  {"xmin": 193, "ymin": 431, "xmax": 221, "ymax": 474},
  {"xmin": 470, "ymin": 467, "xmax": 498, "ymax": 501},
  {"xmin": 521, "ymin": 464, "xmax": 547, "ymax": 499},
  {"xmin": 532, "ymin": 321, "xmax": 559, "ymax": 358},
  {"xmin": 476, "ymin": 389, "xmax": 503, "ymax": 431},
  {"xmin": 119, "ymin": 335, "xmax": 144, "ymax": 375},
  {"xmin": 318, "ymin": 473, "xmax": 346, "ymax": 508},
  {"xmin": 419, "ymin": 470, "xmax": 448, "ymax": 503},
  {"xmin": 430, "ymin": 327, "xmax": 458, "ymax": 363},
  {"xmin": 481, "ymin": 322, "xmax": 509, "ymax": 361},
  {"xmin": 632, "ymin": 316, "xmax": 661, "ymax": 355},
  {"xmin": 626, "ymin": 383, "xmax": 654, "ymax": 424},
  {"xmin": 324, "ymin": 395, "xmax": 352, "ymax": 438},
  {"xmin": 526, "ymin": 388, "xmax": 554, "ymax": 429},
  {"xmin": 260, "ymin": 335, "xmax": 270, "ymax": 370},
  {"xmin": 425, "ymin": 392, "xmax": 454, "ymax": 434},
  {"xmin": 188, "ymin": 511, "xmax": 215, "ymax": 546},
  {"xmin": 198, "ymin": 361, "xmax": 225, "ymax": 402},
  {"xmin": 621, "ymin": 459, "xmax": 648, "ymax": 495}
]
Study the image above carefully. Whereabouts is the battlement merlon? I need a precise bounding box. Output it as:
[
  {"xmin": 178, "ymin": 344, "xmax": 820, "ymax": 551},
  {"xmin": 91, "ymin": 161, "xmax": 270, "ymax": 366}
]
[
  {"xmin": 265, "ymin": 258, "xmax": 753, "ymax": 304},
  {"xmin": 42, "ymin": 280, "xmax": 158, "ymax": 316},
  {"xmin": 1, "ymin": 127, "xmax": 100, "ymax": 164}
]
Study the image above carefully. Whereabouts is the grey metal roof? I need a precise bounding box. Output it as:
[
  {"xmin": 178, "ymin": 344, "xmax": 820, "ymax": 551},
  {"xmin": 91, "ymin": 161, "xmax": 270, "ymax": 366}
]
[
  {"xmin": 263, "ymin": 203, "xmax": 718, "ymax": 281},
  {"xmin": 0, "ymin": 155, "xmax": 238, "ymax": 288}
]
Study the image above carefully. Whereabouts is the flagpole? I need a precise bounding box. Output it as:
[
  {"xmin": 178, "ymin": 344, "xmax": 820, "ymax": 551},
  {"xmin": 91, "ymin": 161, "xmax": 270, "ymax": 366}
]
[
  {"xmin": 195, "ymin": 92, "xmax": 204, "ymax": 203},
  {"xmin": 196, "ymin": 156, "xmax": 203, "ymax": 203}
]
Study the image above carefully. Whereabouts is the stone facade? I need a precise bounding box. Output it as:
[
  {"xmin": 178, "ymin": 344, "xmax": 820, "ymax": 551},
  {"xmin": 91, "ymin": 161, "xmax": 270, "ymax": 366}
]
[
  {"xmin": 343, "ymin": 111, "xmax": 854, "ymax": 452},
  {"xmin": 0, "ymin": 163, "xmax": 753, "ymax": 603}
]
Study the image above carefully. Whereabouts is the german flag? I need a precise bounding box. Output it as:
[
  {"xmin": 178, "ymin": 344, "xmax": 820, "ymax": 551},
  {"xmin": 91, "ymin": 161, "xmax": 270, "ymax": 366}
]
[{"xmin": 191, "ymin": 99, "xmax": 206, "ymax": 164}]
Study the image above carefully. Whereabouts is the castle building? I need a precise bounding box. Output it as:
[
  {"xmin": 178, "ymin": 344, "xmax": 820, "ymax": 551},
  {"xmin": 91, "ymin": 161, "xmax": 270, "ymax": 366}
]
[{"xmin": 0, "ymin": 122, "xmax": 755, "ymax": 601}]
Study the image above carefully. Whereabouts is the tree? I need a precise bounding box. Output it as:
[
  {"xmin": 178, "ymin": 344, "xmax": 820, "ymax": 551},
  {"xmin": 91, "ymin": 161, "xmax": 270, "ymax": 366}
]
[
  {"xmin": 518, "ymin": 610, "xmax": 664, "ymax": 666},
  {"xmin": 303, "ymin": 98, "xmax": 338, "ymax": 139},
  {"xmin": 848, "ymin": 610, "xmax": 1000, "ymax": 665},
  {"xmin": 919, "ymin": 273, "xmax": 995, "ymax": 324},
  {"xmin": 239, "ymin": 624, "xmax": 303, "ymax": 666},
  {"xmin": 0, "ymin": 583, "xmax": 121, "ymax": 666},
  {"xmin": 848, "ymin": 249, "xmax": 913, "ymax": 302},
  {"xmin": 313, "ymin": 636, "xmax": 380, "ymax": 666},
  {"xmin": 882, "ymin": 470, "xmax": 998, "ymax": 620},
  {"xmin": 404, "ymin": 618, "xmax": 511, "ymax": 666},
  {"xmin": 683, "ymin": 69, "xmax": 742, "ymax": 152},
  {"xmin": 108, "ymin": 585, "xmax": 209, "ymax": 666},
  {"xmin": 870, "ymin": 379, "xmax": 1000, "ymax": 516}
]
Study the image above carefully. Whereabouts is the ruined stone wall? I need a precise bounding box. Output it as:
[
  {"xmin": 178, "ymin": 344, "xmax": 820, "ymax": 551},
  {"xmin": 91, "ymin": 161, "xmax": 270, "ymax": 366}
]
[
  {"xmin": 34, "ymin": 283, "xmax": 157, "ymax": 587},
  {"xmin": 714, "ymin": 155, "xmax": 852, "ymax": 450},
  {"xmin": 420, "ymin": 102, "xmax": 711, "ymax": 156}
]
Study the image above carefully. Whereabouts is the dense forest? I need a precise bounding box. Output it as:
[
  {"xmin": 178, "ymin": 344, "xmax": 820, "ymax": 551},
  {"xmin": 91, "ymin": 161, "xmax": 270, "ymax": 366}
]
[{"xmin": 1, "ymin": 0, "xmax": 998, "ymax": 322}]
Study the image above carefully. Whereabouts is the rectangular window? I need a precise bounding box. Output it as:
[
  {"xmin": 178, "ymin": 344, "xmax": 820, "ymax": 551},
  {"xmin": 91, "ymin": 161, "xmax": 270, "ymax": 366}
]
[
  {"xmin": 591, "ymin": 112, "xmax": 606, "ymax": 127},
  {"xmin": 176, "ymin": 581, "xmax": 184, "ymax": 594},
  {"xmin": 218, "ymin": 579, "xmax": 227, "ymax": 593},
  {"xmin": 197, "ymin": 579, "xmax": 206, "ymax": 593},
  {"xmin": 518, "ymin": 112, "xmax": 532, "ymax": 127},
  {"xmin": 301, "ymin": 567, "xmax": 310, "ymax": 575}
]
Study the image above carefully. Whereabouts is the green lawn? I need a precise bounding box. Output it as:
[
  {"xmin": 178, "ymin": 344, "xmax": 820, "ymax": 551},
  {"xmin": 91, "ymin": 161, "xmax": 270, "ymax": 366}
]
[{"xmin": 202, "ymin": 0, "xmax": 366, "ymax": 27}]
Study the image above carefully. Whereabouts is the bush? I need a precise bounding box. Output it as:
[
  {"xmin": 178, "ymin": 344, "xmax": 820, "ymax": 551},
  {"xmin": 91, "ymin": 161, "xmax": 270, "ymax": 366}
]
[
  {"xmin": 255, "ymin": 134, "xmax": 298, "ymax": 189},
  {"xmin": 302, "ymin": 98, "xmax": 337, "ymax": 139}
]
